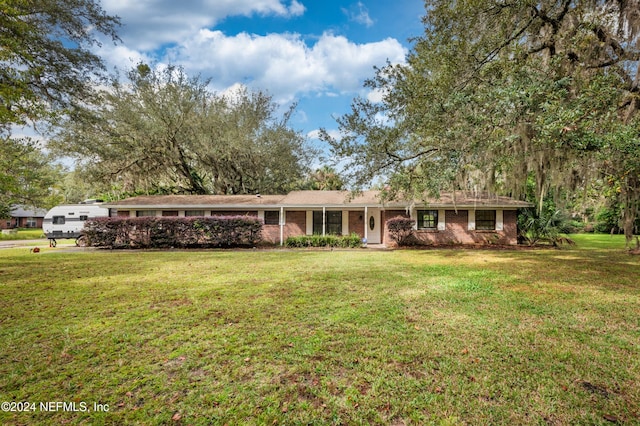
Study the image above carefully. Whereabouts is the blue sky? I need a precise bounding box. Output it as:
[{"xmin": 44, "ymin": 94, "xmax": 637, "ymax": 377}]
[{"xmin": 93, "ymin": 0, "xmax": 425, "ymax": 160}]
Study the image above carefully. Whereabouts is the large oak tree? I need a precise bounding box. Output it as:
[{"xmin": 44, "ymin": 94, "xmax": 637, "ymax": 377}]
[
  {"xmin": 0, "ymin": 0, "xmax": 120, "ymax": 129},
  {"xmin": 52, "ymin": 65, "xmax": 314, "ymax": 196},
  {"xmin": 324, "ymin": 0, "xmax": 640, "ymax": 244},
  {"xmin": 0, "ymin": 0, "xmax": 119, "ymax": 215}
]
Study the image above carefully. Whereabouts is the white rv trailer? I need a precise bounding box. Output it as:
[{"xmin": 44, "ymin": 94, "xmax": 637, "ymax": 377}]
[{"xmin": 42, "ymin": 202, "xmax": 110, "ymax": 246}]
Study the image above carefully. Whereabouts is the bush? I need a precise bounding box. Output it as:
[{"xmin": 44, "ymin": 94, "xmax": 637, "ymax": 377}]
[
  {"xmin": 517, "ymin": 208, "xmax": 574, "ymax": 246},
  {"xmin": 83, "ymin": 216, "xmax": 263, "ymax": 249},
  {"xmin": 594, "ymin": 206, "xmax": 621, "ymax": 234},
  {"xmin": 386, "ymin": 216, "xmax": 416, "ymax": 246},
  {"xmin": 285, "ymin": 233, "xmax": 362, "ymax": 248}
]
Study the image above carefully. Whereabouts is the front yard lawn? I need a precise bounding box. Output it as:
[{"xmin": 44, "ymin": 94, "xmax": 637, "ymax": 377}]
[
  {"xmin": 0, "ymin": 235, "xmax": 638, "ymax": 424},
  {"xmin": 0, "ymin": 229, "xmax": 45, "ymax": 241}
]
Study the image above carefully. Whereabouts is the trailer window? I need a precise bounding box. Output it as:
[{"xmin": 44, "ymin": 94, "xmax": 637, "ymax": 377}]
[
  {"xmin": 80, "ymin": 215, "xmax": 88, "ymax": 221},
  {"xmin": 53, "ymin": 216, "xmax": 65, "ymax": 225}
]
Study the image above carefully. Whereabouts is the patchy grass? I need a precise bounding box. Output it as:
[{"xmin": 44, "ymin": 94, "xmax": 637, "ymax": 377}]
[
  {"xmin": 0, "ymin": 229, "xmax": 45, "ymax": 241},
  {"xmin": 0, "ymin": 236, "xmax": 638, "ymax": 425}
]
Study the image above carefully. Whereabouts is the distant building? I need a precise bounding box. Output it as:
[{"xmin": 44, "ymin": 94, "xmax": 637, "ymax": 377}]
[{"xmin": 1, "ymin": 205, "xmax": 48, "ymax": 230}]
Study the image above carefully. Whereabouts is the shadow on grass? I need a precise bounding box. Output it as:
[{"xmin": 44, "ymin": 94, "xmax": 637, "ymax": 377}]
[{"xmin": 404, "ymin": 243, "xmax": 639, "ymax": 294}]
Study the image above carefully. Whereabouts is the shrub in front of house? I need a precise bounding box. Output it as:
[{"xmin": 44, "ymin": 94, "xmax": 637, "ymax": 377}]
[
  {"xmin": 386, "ymin": 216, "xmax": 416, "ymax": 246},
  {"xmin": 285, "ymin": 233, "xmax": 362, "ymax": 248},
  {"xmin": 83, "ymin": 216, "xmax": 263, "ymax": 249}
]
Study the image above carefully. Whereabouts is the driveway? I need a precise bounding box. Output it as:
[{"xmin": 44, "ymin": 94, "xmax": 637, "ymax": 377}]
[{"xmin": 0, "ymin": 239, "xmax": 75, "ymax": 249}]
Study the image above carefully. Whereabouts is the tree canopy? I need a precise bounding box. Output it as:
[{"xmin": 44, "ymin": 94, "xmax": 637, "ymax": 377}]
[
  {"xmin": 324, "ymin": 0, "xmax": 640, "ymax": 243},
  {"xmin": 0, "ymin": 0, "xmax": 120, "ymax": 130},
  {"xmin": 52, "ymin": 65, "xmax": 314, "ymax": 196},
  {"xmin": 0, "ymin": 136, "xmax": 63, "ymax": 218},
  {"xmin": 0, "ymin": 0, "xmax": 119, "ymax": 214}
]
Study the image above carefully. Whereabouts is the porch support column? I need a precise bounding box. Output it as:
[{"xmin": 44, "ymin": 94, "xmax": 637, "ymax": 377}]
[
  {"xmin": 322, "ymin": 206, "xmax": 326, "ymax": 236},
  {"xmin": 364, "ymin": 206, "xmax": 368, "ymax": 242},
  {"xmin": 342, "ymin": 210, "xmax": 349, "ymax": 235},
  {"xmin": 496, "ymin": 210, "xmax": 504, "ymax": 231},
  {"xmin": 279, "ymin": 207, "xmax": 284, "ymax": 246}
]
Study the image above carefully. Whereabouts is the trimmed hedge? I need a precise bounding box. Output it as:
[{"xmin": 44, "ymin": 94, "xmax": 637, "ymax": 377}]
[
  {"xmin": 386, "ymin": 216, "xmax": 416, "ymax": 246},
  {"xmin": 285, "ymin": 233, "xmax": 362, "ymax": 248},
  {"xmin": 83, "ymin": 216, "xmax": 263, "ymax": 249}
]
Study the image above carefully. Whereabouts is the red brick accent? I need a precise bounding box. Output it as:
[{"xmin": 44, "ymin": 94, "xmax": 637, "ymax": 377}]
[
  {"xmin": 382, "ymin": 210, "xmax": 410, "ymax": 244},
  {"xmin": 349, "ymin": 211, "xmax": 365, "ymax": 238},
  {"xmin": 502, "ymin": 210, "xmax": 518, "ymax": 245},
  {"xmin": 384, "ymin": 209, "xmax": 520, "ymax": 246},
  {"xmin": 211, "ymin": 211, "xmax": 258, "ymax": 217},
  {"xmin": 261, "ymin": 210, "xmax": 306, "ymax": 244},
  {"xmin": 1, "ymin": 217, "xmax": 44, "ymax": 229}
]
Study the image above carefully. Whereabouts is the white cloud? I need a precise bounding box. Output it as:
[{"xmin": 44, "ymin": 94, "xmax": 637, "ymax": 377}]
[
  {"xmin": 307, "ymin": 129, "xmax": 341, "ymax": 141},
  {"xmin": 366, "ymin": 88, "xmax": 386, "ymax": 103},
  {"xmin": 288, "ymin": 0, "xmax": 306, "ymax": 16},
  {"xmin": 342, "ymin": 2, "xmax": 374, "ymax": 28},
  {"xmin": 98, "ymin": 43, "xmax": 151, "ymax": 72},
  {"xmin": 100, "ymin": 0, "xmax": 306, "ymax": 50},
  {"xmin": 163, "ymin": 30, "xmax": 406, "ymax": 102}
]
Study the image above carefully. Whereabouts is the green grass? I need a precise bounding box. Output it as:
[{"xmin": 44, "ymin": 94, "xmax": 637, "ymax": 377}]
[
  {"xmin": 0, "ymin": 235, "xmax": 638, "ymax": 425},
  {"xmin": 0, "ymin": 229, "xmax": 46, "ymax": 241}
]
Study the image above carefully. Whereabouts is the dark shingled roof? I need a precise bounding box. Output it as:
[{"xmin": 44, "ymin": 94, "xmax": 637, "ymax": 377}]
[
  {"xmin": 10, "ymin": 205, "xmax": 48, "ymax": 217},
  {"xmin": 109, "ymin": 194, "xmax": 286, "ymax": 208},
  {"xmin": 105, "ymin": 191, "xmax": 533, "ymax": 209}
]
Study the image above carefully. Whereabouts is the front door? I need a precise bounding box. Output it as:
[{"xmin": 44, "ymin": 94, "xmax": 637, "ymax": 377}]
[{"xmin": 366, "ymin": 209, "xmax": 381, "ymax": 244}]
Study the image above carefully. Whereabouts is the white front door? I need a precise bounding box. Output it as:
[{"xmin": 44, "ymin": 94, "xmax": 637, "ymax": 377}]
[{"xmin": 366, "ymin": 209, "xmax": 381, "ymax": 244}]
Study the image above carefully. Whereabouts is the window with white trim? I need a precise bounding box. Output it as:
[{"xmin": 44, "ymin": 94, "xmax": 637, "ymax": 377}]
[
  {"xmin": 417, "ymin": 210, "xmax": 438, "ymax": 230},
  {"xmin": 476, "ymin": 210, "xmax": 496, "ymax": 230},
  {"xmin": 264, "ymin": 211, "xmax": 280, "ymax": 225},
  {"xmin": 313, "ymin": 211, "xmax": 342, "ymax": 235}
]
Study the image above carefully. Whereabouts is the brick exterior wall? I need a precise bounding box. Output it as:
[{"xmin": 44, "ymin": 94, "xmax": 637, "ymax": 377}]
[
  {"xmin": 382, "ymin": 210, "xmax": 410, "ymax": 244},
  {"xmin": 111, "ymin": 207, "xmax": 520, "ymax": 246},
  {"xmin": 349, "ymin": 211, "xmax": 365, "ymax": 238},
  {"xmin": 384, "ymin": 209, "xmax": 519, "ymax": 246},
  {"xmin": 211, "ymin": 211, "xmax": 258, "ymax": 217},
  {"xmin": 261, "ymin": 210, "xmax": 306, "ymax": 244},
  {"xmin": 1, "ymin": 217, "xmax": 44, "ymax": 229},
  {"xmin": 502, "ymin": 210, "xmax": 518, "ymax": 245}
]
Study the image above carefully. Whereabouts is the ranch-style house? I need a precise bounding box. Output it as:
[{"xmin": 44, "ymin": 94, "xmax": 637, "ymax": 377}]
[
  {"xmin": 1, "ymin": 205, "xmax": 48, "ymax": 230},
  {"xmin": 103, "ymin": 191, "xmax": 533, "ymax": 246}
]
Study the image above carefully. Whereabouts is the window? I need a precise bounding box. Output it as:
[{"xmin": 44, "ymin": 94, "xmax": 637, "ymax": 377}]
[
  {"xmin": 162, "ymin": 211, "xmax": 179, "ymax": 217},
  {"xmin": 53, "ymin": 216, "xmax": 65, "ymax": 225},
  {"xmin": 136, "ymin": 210, "xmax": 157, "ymax": 217},
  {"xmin": 79, "ymin": 215, "xmax": 88, "ymax": 221},
  {"xmin": 185, "ymin": 210, "xmax": 205, "ymax": 217},
  {"xmin": 26, "ymin": 217, "xmax": 37, "ymax": 228},
  {"xmin": 326, "ymin": 211, "xmax": 342, "ymax": 235},
  {"xmin": 476, "ymin": 210, "xmax": 496, "ymax": 230},
  {"xmin": 417, "ymin": 210, "xmax": 438, "ymax": 230},
  {"xmin": 264, "ymin": 211, "xmax": 280, "ymax": 225},
  {"xmin": 313, "ymin": 211, "xmax": 342, "ymax": 235}
]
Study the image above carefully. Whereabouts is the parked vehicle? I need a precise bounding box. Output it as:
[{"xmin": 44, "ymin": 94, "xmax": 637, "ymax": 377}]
[{"xmin": 43, "ymin": 201, "xmax": 110, "ymax": 247}]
